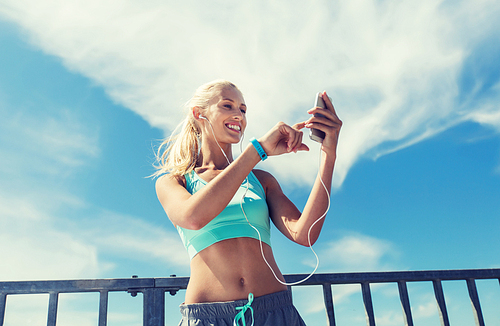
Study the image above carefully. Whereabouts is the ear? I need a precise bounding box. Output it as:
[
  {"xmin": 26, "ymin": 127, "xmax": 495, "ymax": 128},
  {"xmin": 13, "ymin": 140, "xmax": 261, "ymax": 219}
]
[{"xmin": 192, "ymin": 106, "xmax": 203, "ymax": 120}]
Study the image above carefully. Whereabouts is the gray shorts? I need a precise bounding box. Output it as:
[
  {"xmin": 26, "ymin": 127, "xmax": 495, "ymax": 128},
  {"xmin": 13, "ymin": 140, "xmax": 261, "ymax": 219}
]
[{"xmin": 178, "ymin": 290, "xmax": 307, "ymax": 326}]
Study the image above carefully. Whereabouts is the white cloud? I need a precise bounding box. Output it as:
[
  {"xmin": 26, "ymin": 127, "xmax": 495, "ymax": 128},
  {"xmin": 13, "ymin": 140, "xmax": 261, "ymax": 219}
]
[
  {"xmin": 0, "ymin": 0, "xmax": 499, "ymax": 189},
  {"xmin": 316, "ymin": 233, "xmax": 401, "ymax": 272},
  {"xmin": 0, "ymin": 199, "xmax": 190, "ymax": 281},
  {"xmin": 2, "ymin": 294, "xmax": 49, "ymax": 326},
  {"xmin": 467, "ymin": 93, "xmax": 500, "ymax": 130},
  {"xmin": 0, "ymin": 191, "xmax": 104, "ymax": 281},
  {"xmin": 0, "ymin": 104, "xmax": 104, "ymax": 281},
  {"xmin": 74, "ymin": 209, "xmax": 190, "ymax": 268},
  {"xmin": 292, "ymin": 232, "xmax": 402, "ymax": 319},
  {"xmin": 3, "ymin": 293, "xmax": 142, "ymax": 326},
  {"xmin": 0, "ymin": 104, "xmax": 100, "ymax": 182},
  {"xmin": 0, "ymin": 98, "xmax": 188, "ymax": 282},
  {"xmin": 293, "ymin": 283, "xmax": 363, "ymax": 316},
  {"xmin": 0, "ymin": 30, "xmax": 187, "ymax": 323},
  {"xmin": 413, "ymin": 299, "xmax": 438, "ymax": 320},
  {"xmin": 375, "ymin": 310, "xmax": 405, "ymax": 326}
]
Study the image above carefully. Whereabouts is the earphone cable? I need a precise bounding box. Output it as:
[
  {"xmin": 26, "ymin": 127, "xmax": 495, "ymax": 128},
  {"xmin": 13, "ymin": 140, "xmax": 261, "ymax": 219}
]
[
  {"xmin": 205, "ymin": 117, "xmax": 330, "ymax": 286},
  {"xmin": 239, "ymin": 148, "xmax": 329, "ymax": 286}
]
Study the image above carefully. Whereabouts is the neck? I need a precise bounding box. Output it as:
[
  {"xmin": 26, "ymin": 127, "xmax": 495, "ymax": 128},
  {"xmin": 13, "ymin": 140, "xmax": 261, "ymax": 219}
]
[{"xmin": 198, "ymin": 140, "xmax": 233, "ymax": 170}]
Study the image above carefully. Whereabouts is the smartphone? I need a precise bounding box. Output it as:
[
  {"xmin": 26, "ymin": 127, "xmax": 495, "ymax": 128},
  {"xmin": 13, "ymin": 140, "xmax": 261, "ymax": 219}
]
[{"xmin": 309, "ymin": 92, "xmax": 326, "ymax": 143}]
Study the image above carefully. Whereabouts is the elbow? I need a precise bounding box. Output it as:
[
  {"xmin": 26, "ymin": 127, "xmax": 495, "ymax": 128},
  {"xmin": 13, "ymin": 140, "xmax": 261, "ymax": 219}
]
[
  {"xmin": 184, "ymin": 220, "xmax": 204, "ymax": 230},
  {"xmin": 294, "ymin": 234, "xmax": 318, "ymax": 247},
  {"xmin": 182, "ymin": 215, "xmax": 206, "ymax": 230},
  {"xmin": 179, "ymin": 209, "xmax": 210, "ymax": 230}
]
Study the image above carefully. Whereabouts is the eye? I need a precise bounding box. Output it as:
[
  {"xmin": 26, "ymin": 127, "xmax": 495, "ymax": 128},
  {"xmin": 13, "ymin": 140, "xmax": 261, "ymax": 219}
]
[
  {"xmin": 224, "ymin": 104, "xmax": 233, "ymax": 109},
  {"xmin": 240, "ymin": 108, "xmax": 246, "ymax": 114}
]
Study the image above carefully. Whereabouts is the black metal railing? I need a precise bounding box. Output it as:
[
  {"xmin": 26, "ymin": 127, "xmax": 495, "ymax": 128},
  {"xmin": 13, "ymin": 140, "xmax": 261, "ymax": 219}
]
[{"xmin": 1, "ymin": 268, "xmax": 499, "ymax": 326}]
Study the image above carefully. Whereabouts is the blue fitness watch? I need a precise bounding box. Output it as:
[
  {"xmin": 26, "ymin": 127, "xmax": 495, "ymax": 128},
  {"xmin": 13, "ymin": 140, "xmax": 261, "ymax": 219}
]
[{"xmin": 250, "ymin": 137, "xmax": 268, "ymax": 161}]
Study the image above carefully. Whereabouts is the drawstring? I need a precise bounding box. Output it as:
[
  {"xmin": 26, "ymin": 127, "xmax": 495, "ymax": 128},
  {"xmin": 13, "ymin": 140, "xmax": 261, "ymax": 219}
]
[{"xmin": 233, "ymin": 293, "xmax": 254, "ymax": 326}]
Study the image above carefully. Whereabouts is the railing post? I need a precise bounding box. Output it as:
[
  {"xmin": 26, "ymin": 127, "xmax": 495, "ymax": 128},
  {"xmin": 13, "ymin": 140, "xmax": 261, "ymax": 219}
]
[
  {"xmin": 98, "ymin": 290, "xmax": 109, "ymax": 326},
  {"xmin": 322, "ymin": 283, "xmax": 336, "ymax": 326},
  {"xmin": 466, "ymin": 279, "xmax": 485, "ymax": 326},
  {"xmin": 432, "ymin": 280, "xmax": 450, "ymax": 326},
  {"xmin": 143, "ymin": 288, "xmax": 165, "ymax": 326},
  {"xmin": 0, "ymin": 293, "xmax": 6, "ymax": 326},
  {"xmin": 47, "ymin": 292, "xmax": 59, "ymax": 326},
  {"xmin": 397, "ymin": 281, "xmax": 414, "ymax": 326},
  {"xmin": 361, "ymin": 282, "xmax": 376, "ymax": 326}
]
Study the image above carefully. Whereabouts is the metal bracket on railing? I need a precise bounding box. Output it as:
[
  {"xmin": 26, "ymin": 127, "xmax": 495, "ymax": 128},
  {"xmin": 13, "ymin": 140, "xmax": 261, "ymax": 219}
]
[
  {"xmin": 128, "ymin": 275, "xmax": 140, "ymax": 297},
  {"xmin": 126, "ymin": 274, "xmax": 181, "ymax": 297},
  {"xmin": 128, "ymin": 288, "xmax": 140, "ymax": 297},
  {"xmin": 167, "ymin": 288, "xmax": 180, "ymax": 296},
  {"xmin": 167, "ymin": 275, "xmax": 180, "ymax": 296}
]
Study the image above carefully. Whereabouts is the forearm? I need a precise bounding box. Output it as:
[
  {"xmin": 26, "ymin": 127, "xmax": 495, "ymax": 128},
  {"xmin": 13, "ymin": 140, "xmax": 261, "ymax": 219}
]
[
  {"xmin": 182, "ymin": 144, "xmax": 262, "ymax": 229},
  {"xmin": 293, "ymin": 151, "xmax": 336, "ymax": 245}
]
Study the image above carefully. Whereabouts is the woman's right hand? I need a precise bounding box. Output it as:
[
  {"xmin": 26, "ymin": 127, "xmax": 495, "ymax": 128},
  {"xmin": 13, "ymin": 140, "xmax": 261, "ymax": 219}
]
[{"xmin": 258, "ymin": 122, "xmax": 309, "ymax": 157}]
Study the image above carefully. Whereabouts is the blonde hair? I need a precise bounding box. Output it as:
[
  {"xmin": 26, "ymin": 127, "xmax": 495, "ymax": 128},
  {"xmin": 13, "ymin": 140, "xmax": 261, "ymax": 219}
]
[{"xmin": 152, "ymin": 79, "xmax": 240, "ymax": 178}]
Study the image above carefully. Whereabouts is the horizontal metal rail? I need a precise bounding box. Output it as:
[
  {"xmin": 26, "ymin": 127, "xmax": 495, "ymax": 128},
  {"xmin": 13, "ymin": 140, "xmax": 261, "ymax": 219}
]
[{"xmin": 1, "ymin": 268, "xmax": 499, "ymax": 326}]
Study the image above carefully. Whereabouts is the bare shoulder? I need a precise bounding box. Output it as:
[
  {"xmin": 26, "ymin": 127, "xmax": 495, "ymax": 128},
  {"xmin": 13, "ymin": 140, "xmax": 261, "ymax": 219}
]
[
  {"xmin": 252, "ymin": 169, "xmax": 281, "ymax": 192},
  {"xmin": 155, "ymin": 173, "xmax": 186, "ymax": 194},
  {"xmin": 155, "ymin": 173, "xmax": 193, "ymax": 228}
]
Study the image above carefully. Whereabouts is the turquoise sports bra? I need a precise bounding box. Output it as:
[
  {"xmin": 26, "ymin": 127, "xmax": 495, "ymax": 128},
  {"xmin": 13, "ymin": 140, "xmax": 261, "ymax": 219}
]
[{"xmin": 177, "ymin": 170, "xmax": 272, "ymax": 260}]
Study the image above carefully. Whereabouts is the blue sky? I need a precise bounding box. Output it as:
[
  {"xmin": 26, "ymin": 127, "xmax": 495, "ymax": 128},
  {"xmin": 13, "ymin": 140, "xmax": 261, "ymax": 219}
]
[{"xmin": 1, "ymin": 0, "xmax": 499, "ymax": 325}]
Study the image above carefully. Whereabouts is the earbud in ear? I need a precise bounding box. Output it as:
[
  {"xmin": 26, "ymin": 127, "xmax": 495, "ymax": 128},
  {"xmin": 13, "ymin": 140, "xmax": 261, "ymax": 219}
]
[{"xmin": 199, "ymin": 115, "xmax": 208, "ymax": 121}]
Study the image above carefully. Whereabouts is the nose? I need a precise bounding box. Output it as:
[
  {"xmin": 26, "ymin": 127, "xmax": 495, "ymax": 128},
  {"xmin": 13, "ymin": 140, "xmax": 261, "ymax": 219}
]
[{"xmin": 233, "ymin": 110, "xmax": 244, "ymax": 120}]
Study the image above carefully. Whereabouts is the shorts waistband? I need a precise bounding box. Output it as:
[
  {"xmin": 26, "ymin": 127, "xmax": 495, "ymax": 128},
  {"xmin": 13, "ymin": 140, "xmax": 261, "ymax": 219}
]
[{"xmin": 179, "ymin": 290, "xmax": 293, "ymax": 319}]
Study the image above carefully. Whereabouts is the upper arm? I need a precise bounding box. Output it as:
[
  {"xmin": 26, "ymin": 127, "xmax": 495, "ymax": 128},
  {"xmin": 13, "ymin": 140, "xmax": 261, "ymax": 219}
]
[
  {"xmin": 253, "ymin": 170, "xmax": 302, "ymax": 242},
  {"xmin": 155, "ymin": 174, "xmax": 198, "ymax": 229}
]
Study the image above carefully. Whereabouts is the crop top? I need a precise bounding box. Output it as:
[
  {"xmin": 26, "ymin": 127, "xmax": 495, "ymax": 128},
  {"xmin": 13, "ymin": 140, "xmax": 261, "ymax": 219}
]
[{"xmin": 176, "ymin": 170, "xmax": 272, "ymax": 260}]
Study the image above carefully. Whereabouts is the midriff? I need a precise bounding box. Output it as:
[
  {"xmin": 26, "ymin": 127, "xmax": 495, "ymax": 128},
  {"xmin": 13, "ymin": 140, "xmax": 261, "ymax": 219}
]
[{"xmin": 184, "ymin": 237, "xmax": 287, "ymax": 304}]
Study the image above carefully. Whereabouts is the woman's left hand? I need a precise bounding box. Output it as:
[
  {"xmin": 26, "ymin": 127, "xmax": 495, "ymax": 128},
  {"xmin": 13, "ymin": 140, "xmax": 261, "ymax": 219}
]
[{"xmin": 301, "ymin": 91, "xmax": 342, "ymax": 156}]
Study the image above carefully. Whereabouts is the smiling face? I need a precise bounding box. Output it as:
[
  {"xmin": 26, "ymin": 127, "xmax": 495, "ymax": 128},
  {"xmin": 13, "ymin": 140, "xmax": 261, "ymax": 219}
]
[{"xmin": 201, "ymin": 86, "xmax": 247, "ymax": 144}]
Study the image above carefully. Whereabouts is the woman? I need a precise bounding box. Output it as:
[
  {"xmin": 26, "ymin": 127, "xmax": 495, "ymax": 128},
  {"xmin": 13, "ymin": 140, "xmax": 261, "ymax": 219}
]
[{"xmin": 154, "ymin": 80, "xmax": 341, "ymax": 325}]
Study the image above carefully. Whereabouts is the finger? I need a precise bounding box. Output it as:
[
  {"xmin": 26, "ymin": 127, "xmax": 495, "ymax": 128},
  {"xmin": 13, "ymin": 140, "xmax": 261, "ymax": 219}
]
[
  {"xmin": 322, "ymin": 92, "xmax": 341, "ymax": 120},
  {"xmin": 288, "ymin": 127, "xmax": 304, "ymax": 153},
  {"xmin": 308, "ymin": 107, "xmax": 342, "ymax": 126},
  {"xmin": 292, "ymin": 121, "xmax": 307, "ymax": 130},
  {"xmin": 308, "ymin": 106, "xmax": 334, "ymax": 118},
  {"xmin": 288, "ymin": 129, "xmax": 301, "ymax": 152},
  {"xmin": 307, "ymin": 112, "xmax": 340, "ymax": 128},
  {"xmin": 292, "ymin": 130, "xmax": 304, "ymax": 153},
  {"xmin": 297, "ymin": 143, "xmax": 309, "ymax": 152},
  {"xmin": 305, "ymin": 121, "xmax": 341, "ymax": 137},
  {"xmin": 278, "ymin": 123, "xmax": 297, "ymax": 152}
]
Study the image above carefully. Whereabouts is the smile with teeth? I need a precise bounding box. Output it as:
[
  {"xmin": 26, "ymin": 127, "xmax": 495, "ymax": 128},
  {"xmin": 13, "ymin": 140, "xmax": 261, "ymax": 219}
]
[{"xmin": 226, "ymin": 124, "xmax": 241, "ymax": 132}]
